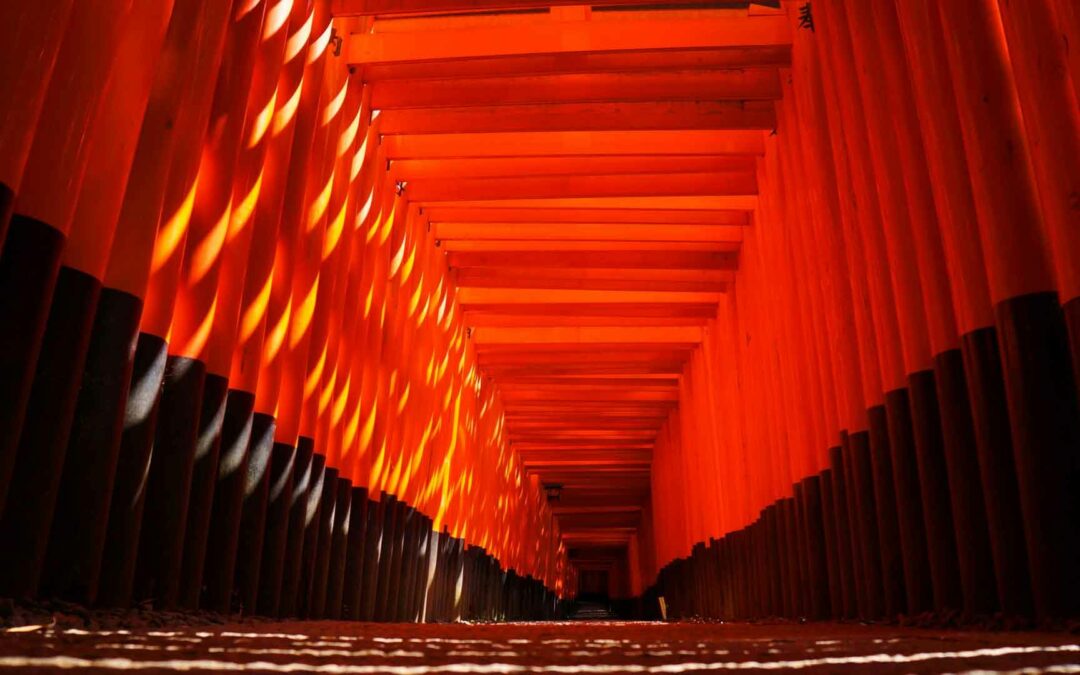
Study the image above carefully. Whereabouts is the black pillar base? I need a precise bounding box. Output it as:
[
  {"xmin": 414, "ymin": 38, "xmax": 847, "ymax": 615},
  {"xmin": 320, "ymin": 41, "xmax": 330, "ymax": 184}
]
[
  {"xmin": 97, "ymin": 333, "xmax": 168, "ymax": 608},
  {"xmin": 202, "ymin": 389, "xmax": 255, "ymax": 613},
  {"xmin": 867, "ymin": 404, "xmax": 905, "ymax": 617},
  {"xmin": 0, "ymin": 266, "xmax": 99, "ymax": 598},
  {"xmin": 961, "ymin": 327, "xmax": 1033, "ymax": 617},
  {"xmin": 342, "ymin": 486, "xmax": 369, "ymax": 620},
  {"xmin": 995, "ymin": 292, "xmax": 1080, "ymax": 620},
  {"xmin": 133, "ymin": 354, "xmax": 206, "ymax": 609},
  {"xmin": 234, "ymin": 413, "xmax": 276, "ymax": 615},
  {"xmin": 308, "ymin": 466, "xmax": 338, "ymax": 620},
  {"xmin": 848, "ymin": 431, "xmax": 884, "ymax": 618},
  {"xmin": 0, "ymin": 214, "xmax": 65, "ymax": 514},
  {"xmin": 324, "ymin": 477, "xmax": 353, "ymax": 619},
  {"xmin": 883, "ymin": 388, "xmax": 933, "ymax": 615},
  {"xmin": 296, "ymin": 454, "xmax": 326, "ymax": 618},
  {"xmin": 178, "ymin": 372, "xmax": 229, "ymax": 609},
  {"xmin": 908, "ymin": 369, "xmax": 963, "ymax": 611},
  {"xmin": 933, "ymin": 348, "xmax": 999, "ymax": 614},
  {"xmin": 42, "ymin": 288, "xmax": 142, "ymax": 604},
  {"xmin": 255, "ymin": 441, "xmax": 297, "ymax": 617},
  {"xmin": 279, "ymin": 437, "xmax": 316, "ymax": 618}
]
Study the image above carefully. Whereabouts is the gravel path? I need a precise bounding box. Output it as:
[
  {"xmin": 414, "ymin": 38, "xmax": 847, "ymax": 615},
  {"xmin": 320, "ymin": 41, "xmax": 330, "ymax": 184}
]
[{"xmin": 1, "ymin": 619, "xmax": 1078, "ymax": 673}]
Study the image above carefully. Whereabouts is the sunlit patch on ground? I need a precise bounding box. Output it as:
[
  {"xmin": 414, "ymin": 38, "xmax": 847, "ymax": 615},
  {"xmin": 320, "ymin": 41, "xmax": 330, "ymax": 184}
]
[{"xmin": 0, "ymin": 621, "xmax": 1077, "ymax": 673}]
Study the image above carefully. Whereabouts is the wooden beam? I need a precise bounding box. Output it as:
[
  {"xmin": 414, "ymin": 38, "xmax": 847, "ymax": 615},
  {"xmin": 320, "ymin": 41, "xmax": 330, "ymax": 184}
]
[
  {"xmin": 434, "ymin": 223, "xmax": 745, "ymax": 242},
  {"xmin": 456, "ymin": 267, "xmax": 735, "ymax": 285},
  {"xmin": 514, "ymin": 440, "xmax": 657, "ymax": 450},
  {"xmin": 379, "ymin": 100, "xmax": 775, "ymax": 134},
  {"xmin": 392, "ymin": 155, "xmax": 757, "ymax": 180},
  {"xmin": 360, "ymin": 47, "xmax": 791, "ymax": 82},
  {"xmin": 502, "ymin": 375, "xmax": 680, "ymax": 387},
  {"xmin": 463, "ymin": 302, "xmax": 718, "ymax": 317},
  {"xmin": 472, "ymin": 326, "xmax": 703, "ymax": 344},
  {"xmin": 383, "ymin": 130, "xmax": 765, "ymax": 158},
  {"xmin": 478, "ymin": 348, "xmax": 694, "ymax": 365},
  {"xmin": 466, "ymin": 314, "xmax": 711, "ymax": 327},
  {"xmin": 440, "ymin": 240, "xmax": 740, "ymax": 252},
  {"xmin": 486, "ymin": 363, "xmax": 687, "ymax": 376},
  {"xmin": 334, "ymin": 0, "xmax": 778, "ymax": 16},
  {"xmin": 460, "ymin": 288, "xmax": 722, "ymax": 305},
  {"xmin": 346, "ymin": 14, "xmax": 791, "ymax": 64},
  {"xmin": 449, "ymin": 250, "xmax": 738, "ymax": 270},
  {"xmin": 455, "ymin": 270, "xmax": 730, "ymax": 293},
  {"xmin": 406, "ymin": 171, "xmax": 757, "ymax": 201},
  {"xmin": 419, "ymin": 196, "xmax": 760, "ymax": 209},
  {"xmin": 423, "ymin": 207, "xmax": 749, "ymax": 225},
  {"xmin": 371, "ymin": 69, "xmax": 781, "ymax": 108}
]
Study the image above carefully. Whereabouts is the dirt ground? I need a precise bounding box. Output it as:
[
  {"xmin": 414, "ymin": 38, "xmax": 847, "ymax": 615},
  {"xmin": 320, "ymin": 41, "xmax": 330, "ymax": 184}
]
[{"xmin": 0, "ymin": 619, "xmax": 1078, "ymax": 673}]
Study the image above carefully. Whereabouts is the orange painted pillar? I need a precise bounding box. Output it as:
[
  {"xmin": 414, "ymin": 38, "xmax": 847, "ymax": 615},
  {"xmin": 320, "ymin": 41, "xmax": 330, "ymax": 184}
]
[
  {"xmin": 236, "ymin": 0, "xmax": 331, "ymax": 618},
  {"xmin": 938, "ymin": 0, "xmax": 1080, "ymax": 621},
  {"xmin": 995, "ymin": 0, "xmax": 1080, "ymax": 392},
  {"xmin": 893, "ymin": 0, "xmax": 1022, "ymax": 616},
  {"xmin": 96, "ymin": 0, "xmax": 235, "ymax": 609},
  {"xmin": 47, "ymin": 0, "xmax": 222, "ymax": 607},
  {"xmin": 856, "ymin": 0, "xmax": 970, "ymax": 614},
  {"xmin": 194, "ymin": 0, "xmax": 298, "ymax": 614},
  {"xmin": 132, "ymin": 0, "xmax": 268, "ymax": 611},
  {"xmin": 191, "ymin": 0, "xmax": 319, "ymax": 618},
  {"xmin": 0, "ymin": 0, "xmax": 173, "ymax": 601},
  {"xmin": 0, "ymin": 1, "xmax": 74, "ymax": 249},
  {"xmin": 781, "ymin": 3, "xmax": 883, "ymax": 619},
  {"xmin": 0, "ymin": 0, "xmax": 133, "ymax": 523},
  {"xmin": 814, "ymin": 0, "xmax": 909, "ymax": 618}
]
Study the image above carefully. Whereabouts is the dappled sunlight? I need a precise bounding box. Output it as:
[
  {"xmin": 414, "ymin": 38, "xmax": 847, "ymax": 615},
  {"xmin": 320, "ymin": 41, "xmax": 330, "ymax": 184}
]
[
  {"xmin": 248, "ymin": 91, "xmax": 277, "ymax": 150},
  {"xmin": 179, "ymin": 297, "xmax": 216, "ymax": 359},
  {"xmin": 150, "ymin": 178, "xmax": 198, "ymax": 274},
  {"xmin": 188, "ymin": 201, "xmax": 231, "ymax": 285},
  {"xmin": 288, "ymin": 277, "xmax": 320, "ymax": 349},
  {"xmin": 307, "ymin": 20, "xmax": 332, "ymax": 65},
  {"xmin": 262, "ymin": 0, "xmax": 292, "ymax": 42},
  {"xmin": 307, "ymin": 174, "xmax": 333, "ymax": 233},
  {"xmin": 263, "ymin": 294, "xmax": 292, "ymax": 366},
  {"xmin": 273, "ymin": 79, "xmax": 303, "ymax": 136},
  {"xmin": 228, "ymin": 170, "xmax": 263, "ymax": 243},
  {"xmin": 240, "ymin": 271, "xmax": 274, "ymax": 344},
  {"xmin": 283, "ymin": 10, "xmax": 313, "ymax": 63}
]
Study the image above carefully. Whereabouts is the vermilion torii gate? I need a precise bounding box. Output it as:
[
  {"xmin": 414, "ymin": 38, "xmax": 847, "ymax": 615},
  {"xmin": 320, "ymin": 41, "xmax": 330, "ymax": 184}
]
[{"xmin": 0, "ymin": 0, "xmax": 1076, "ymax": 626}]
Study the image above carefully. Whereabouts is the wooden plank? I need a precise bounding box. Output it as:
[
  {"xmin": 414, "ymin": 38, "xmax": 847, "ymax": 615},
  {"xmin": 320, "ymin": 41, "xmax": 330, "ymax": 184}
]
[
  {"xmin": 334, "ymin": 0, "xmax": 777, "ymax": 16},
  {"xmin": 419, "ymin": 196, "xmax": 760, "ymax": 209},
  {"xmin": 346, "ymin": 14, "xmax": 791, "ymax": 63},
  {"xmin": 440, "ymin": 240, "xmax": 740, "ymax": 252},
  {"xmin": 449, "ymin": 250, "xmax": 738, "ymax": 270},
  {"xmin": 485, "ymin": 363, "xmax": 687, "ymax": 376},
  {"xmin": 383, "ymin": 130, "xmax": 765, "ymax": 158},
  {"xmin": 460, "ymin": 288, "xmax": 723, "ymax": 304},
  {"xmin": 423, "ymin": 207, "xmax": 749, "ymax": 225},
  {"xmin": 462, "ymin": 302, "xmax": 718, "ymax": 317},
  {"xmin": 434, "ymin": 222, "xmax": 745, "ymax": 242},
  {"xmin": 505, "ymin": 373, "xmax": 681, "ymax": 381},
  {"xmin": 455, "ymin": 274, "xmax": 729, "ymax": 293},
  {"xmin": 472, "ymin": 326, "xmax": 703, "ymax": 344},
  {"xmin": 360, "ymin": 46, "xmax": 791, "ymax": 81},
  {"xmin": 465, "ymin": 314, "xmax": 711, "ymax": 327},
  {"xmin": 379, "ymin": 100, "xmax": 775, "ymax": 134},
  {"xmin": 456, "ymin": 267, "xmax": 735, "ymax": 284},
  {"xmin": 371, "ymin": 69, "xmax": 781, "ymax": 108},
  {"xmin": 406, "ymin": 171, "xmax": 757, "ymax": 201},
  {"xmin": 392, "ymin": 155, "xmax": 757, "ymax": 180}
]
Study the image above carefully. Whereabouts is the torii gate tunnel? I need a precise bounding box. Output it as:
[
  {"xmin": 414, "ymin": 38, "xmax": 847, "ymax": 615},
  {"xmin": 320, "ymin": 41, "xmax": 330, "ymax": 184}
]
[{"xmin": 0, "ymin": 0, "xmax": 1078, "ymax": 635}]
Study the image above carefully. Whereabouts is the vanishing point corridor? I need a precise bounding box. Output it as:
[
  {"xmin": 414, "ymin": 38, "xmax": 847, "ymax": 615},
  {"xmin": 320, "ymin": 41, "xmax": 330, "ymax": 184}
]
[{"xmin": 0, "ymin": 0, "xmax": 1078, "ymax": 672}]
